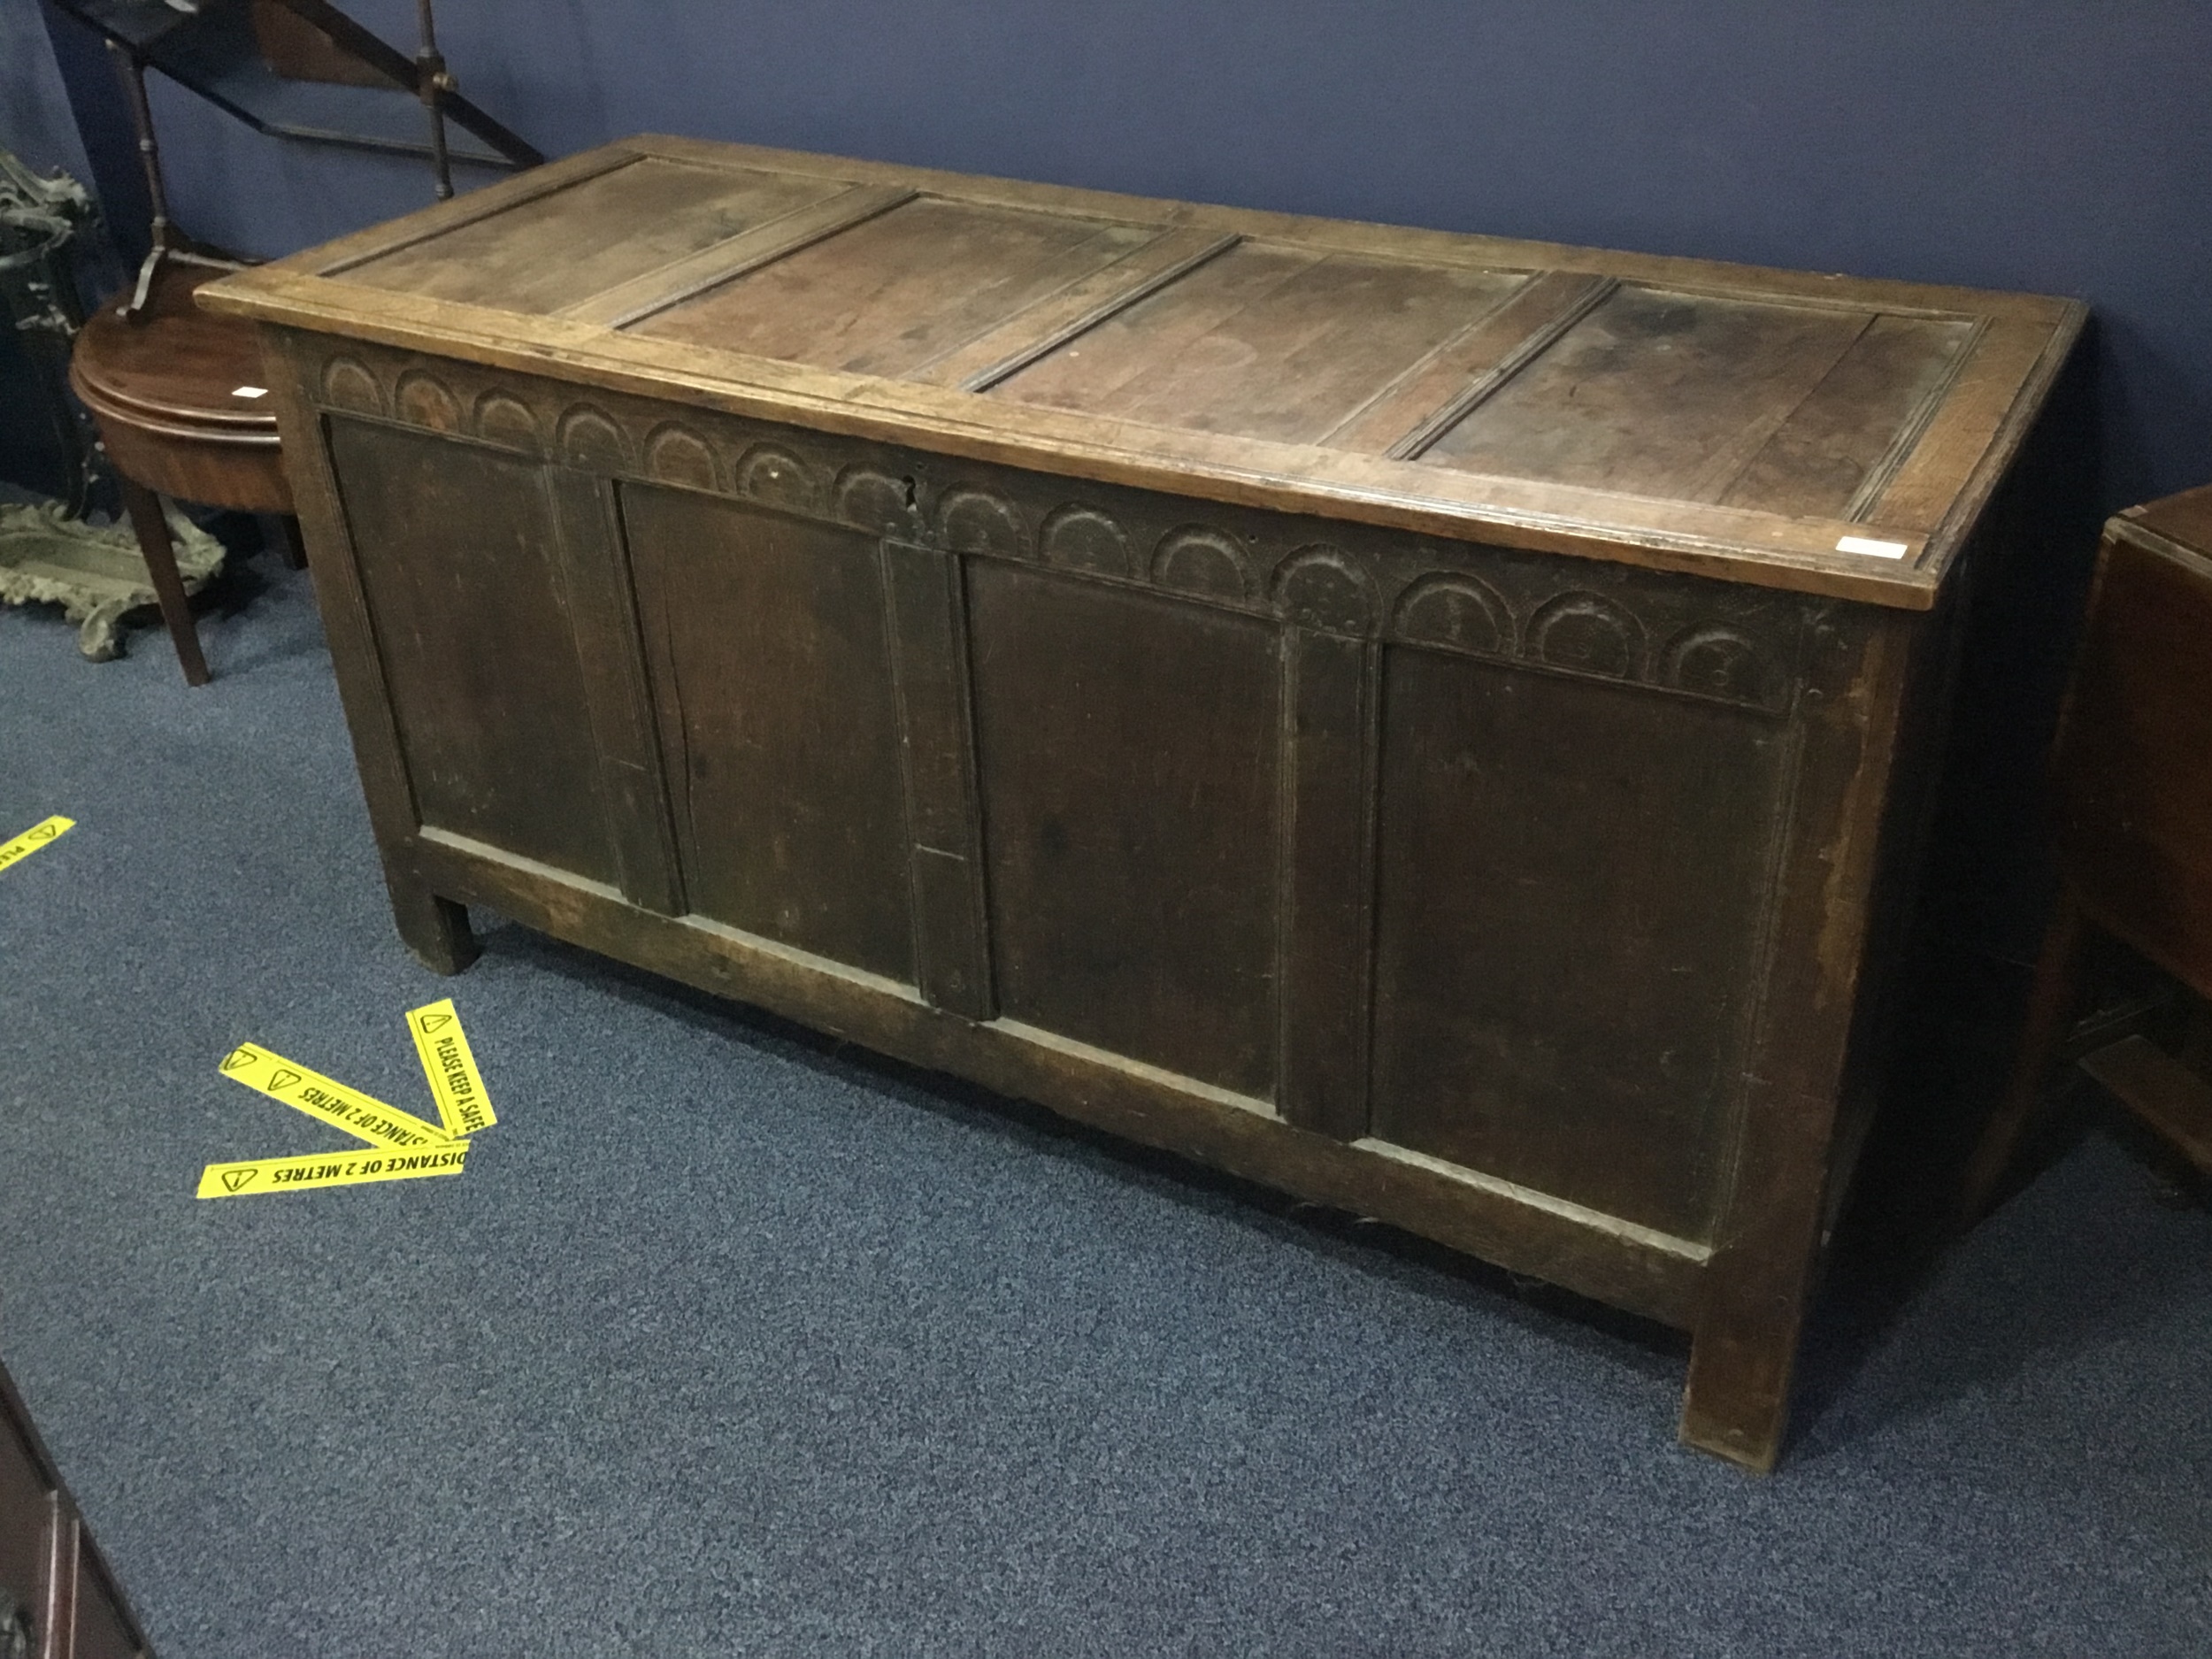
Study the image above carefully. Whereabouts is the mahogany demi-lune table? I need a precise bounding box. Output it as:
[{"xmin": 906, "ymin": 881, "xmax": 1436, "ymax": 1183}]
[
  {"xmin": 201, "ymin": 135, "xmax": 2084, "ymax": 1469},
  {"xmin": 71, "ymin": 263, "xmax": 303, "ymax": 686}
]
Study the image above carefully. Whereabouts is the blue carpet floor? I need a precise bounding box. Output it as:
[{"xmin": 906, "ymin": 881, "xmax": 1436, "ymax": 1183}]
[{"xmin": 3, "ymin": 547, "xmax": 2208, "ymax": 1656}]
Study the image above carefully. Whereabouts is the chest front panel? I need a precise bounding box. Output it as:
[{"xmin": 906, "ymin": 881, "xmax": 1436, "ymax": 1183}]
[{"xmin": 297, "ymin": 337, "xmax": 1841, "ymax": 1256}]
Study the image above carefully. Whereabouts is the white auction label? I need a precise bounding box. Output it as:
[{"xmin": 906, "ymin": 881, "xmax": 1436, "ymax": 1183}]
[{"xmin": 1835, "ymin": 534, "xmax": 1909, "ymax": 559}]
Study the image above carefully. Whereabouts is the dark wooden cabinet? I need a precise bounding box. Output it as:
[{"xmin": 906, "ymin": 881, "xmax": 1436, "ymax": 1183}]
[
  {"xmin": 1961, "ymin": 486, "xmax": 2212, "ymax": 1217},
  {"xmin": 2057, "ymin": 489, "xmax": 2212, "ymax": 983},
  {"xmin": 204, "ymin": 136, "xmax": 2084, "ymax": 1469},
  {"xmin": 0, "ymin": 1362, "xmax": 151, "ymax": 1659}
]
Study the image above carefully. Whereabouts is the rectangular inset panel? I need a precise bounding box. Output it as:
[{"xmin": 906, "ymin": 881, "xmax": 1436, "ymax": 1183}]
[
  {"xmin": 624, "ymin": 486, "xmax": 914, "ymax": 982},
  {"xmin": 1369, "ymin": 648, "xmax": 1788, "ymax": 1239},
  {"xmin": 339, "ymin": 157, "xmax": 849, "ymax": 313},
  {"xmin": 1325, "ymin": 271, "xmax": 1615, "ymax": 456},
  {"xmin": 1719, "ymin": 313, "xmax": 1979, "ymax": 518},
  {"xmin": 968, "ymin": 565, "xmax": 1279, "ymax": 1096},
  {"xmin": 632, "ymin": 196, "xmax": 1159, "ymax": 380},
  {"xmin": 329, "ymin": 419, "xmax": 618, "ymax": 884},
  {"xmin": 560, "ymin": 185, "xmax": 917, "ymax": 329},
  {"xmin": 1419, "ymin": 284, "xmax": 1878, "ymax": 503},
  {"xmin": 908, "ymin": 227, "xmax": 1240, "ymax": 391},
  {"xmin": 994, "ymin": 242, "xmax": 1524, "ymax": 446}
]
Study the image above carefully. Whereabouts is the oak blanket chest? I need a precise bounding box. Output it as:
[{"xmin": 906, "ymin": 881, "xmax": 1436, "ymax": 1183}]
[{"xmin": 204, "ymin": 136, "xmax": 2083, "ymax": 1469}]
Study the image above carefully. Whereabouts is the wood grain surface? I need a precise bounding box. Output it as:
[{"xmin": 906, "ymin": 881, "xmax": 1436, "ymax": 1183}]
[{"xmin": 202, "ymin": 134, "xmax": 2084, "ymax": 611}]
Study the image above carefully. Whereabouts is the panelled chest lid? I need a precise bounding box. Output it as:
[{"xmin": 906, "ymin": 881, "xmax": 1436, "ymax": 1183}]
[{"xmin": 203, "ymin": 134, "xmax": 2084, "ymax": 609}]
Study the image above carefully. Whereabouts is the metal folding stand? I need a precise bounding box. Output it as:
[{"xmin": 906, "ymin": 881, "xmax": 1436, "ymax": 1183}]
[{"xmin": 108, "ymin": 35, "xmax": 247, "ymax": 319}]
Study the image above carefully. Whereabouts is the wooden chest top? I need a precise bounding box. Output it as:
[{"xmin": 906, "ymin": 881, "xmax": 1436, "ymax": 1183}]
[{"xmin": 204, "ymin": 134, "xmax": 2084, "ymax": 609}]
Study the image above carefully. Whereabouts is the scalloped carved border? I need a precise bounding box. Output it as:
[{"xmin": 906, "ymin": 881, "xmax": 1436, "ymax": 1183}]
[{"xmin": 311, "ymin": 348, "xmax": 1801, "ymax": 713}]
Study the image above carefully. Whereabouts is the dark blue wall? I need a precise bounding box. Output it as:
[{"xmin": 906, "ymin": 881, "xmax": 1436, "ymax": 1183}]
[{"xmin": 60, "ymin": 0, "xmax": 2208, "ymax": 513}]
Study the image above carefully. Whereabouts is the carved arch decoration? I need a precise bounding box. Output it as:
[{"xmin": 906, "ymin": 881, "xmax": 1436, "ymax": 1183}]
[
  {"xmin": 641, "ymin": 422, "xmax": 719, "ymax": 493},
  {"xmin": 1151, "ymin": 526, "xmax": 1253, "ymax": 603},
  {"xmin": 392, "ymin": 370, "xmax": 461, "ymax": 434},
  {"xmin": 1038, "ymin": 505, "xmax": 1136, "ymax": 580},
  {"xmin": 1273, "ymin": 544, "xmax": 1378, "ymax": 636},
  {"xmin": 835, "ymin": 466, "xmax": 919, "ymax": 538},
  {"xmin": 1663, "ymin": 624, "xmax": 1776, "ymax": 710},
  {"xmin": 938, "ymin": 488, "xmax": 1027, "ymax": 558},
  {"xmin": 1525, "ymin": 591, "xmax": 1645, "ymax": 680},
  {"xmin": 471, "ymin": 390, "xmax": 541, "ymax": 454},
  {"xmin": 556, "ymin": 403, "xmax": 633, "ymax": 474},
  {"xmin": 1390, "ymin": 572, "xmax": 1513, "ymax": 658},
  {"xmin": 733, "ymin": 443, "xmax": 820, "ymax": 515},
  {"xmin": 319, "ymin": 356, "xmax": 385, "ymax": 417}
]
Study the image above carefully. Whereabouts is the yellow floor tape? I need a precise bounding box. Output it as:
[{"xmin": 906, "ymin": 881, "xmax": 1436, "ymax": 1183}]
[
  {"xmin": 407, "ymin": 998, "xmax": 496, "ymax": 1137},
  {"xmin": 218, "ymin": 1043, "xmax": 455, "ymax": 1151},
  {"xmin": 9, "ymin": 818, "xmax": 503, "ymax": 1201},
  {"xmin": 196, "ymin": 1142, "xmax": 469, "ymax": 1199},
  {"xmin": 202, "ymin": 1008, "xmax": 499, "ymax": 1199},
  {"xmin": 0, "ymin": 816, "xmax": 73, "ymax": 874}
]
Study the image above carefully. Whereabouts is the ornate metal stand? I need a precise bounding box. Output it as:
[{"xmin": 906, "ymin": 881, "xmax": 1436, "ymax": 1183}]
[
  {"xmin": 0, "ymin": 495, "xmax": 225, "ymax": 661},
  {"xmin": 0, "ymin": 149, "xmax": 225, "ymax": 660}
]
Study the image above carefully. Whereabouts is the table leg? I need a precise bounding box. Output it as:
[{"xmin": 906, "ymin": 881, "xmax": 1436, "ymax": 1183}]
[
  {"xmin": 118, "ymin": 478, "xmax": 209, "ymax": 687},
  {"xmin": 1954, "ymin": 888, "xmax": 2088, "ymax": 1231}
]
